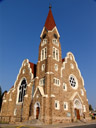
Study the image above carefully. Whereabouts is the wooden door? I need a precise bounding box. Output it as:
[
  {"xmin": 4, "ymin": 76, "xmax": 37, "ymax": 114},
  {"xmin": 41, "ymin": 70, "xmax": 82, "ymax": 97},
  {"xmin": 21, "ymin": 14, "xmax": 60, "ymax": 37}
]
[
  {"xmin": 36, "ymin": 107, "xmax": 39, "ymax": 119},
  {"xmin": 76, "ymin": 109, "xmax": 80, "ymax": 120}
]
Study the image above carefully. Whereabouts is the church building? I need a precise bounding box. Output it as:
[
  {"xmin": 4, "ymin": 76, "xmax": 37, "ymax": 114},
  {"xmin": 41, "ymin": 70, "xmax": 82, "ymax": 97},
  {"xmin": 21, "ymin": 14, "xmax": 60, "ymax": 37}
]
[{"xmin": 0, "ymin": 7, "xmax": 90, "ymax": 124}]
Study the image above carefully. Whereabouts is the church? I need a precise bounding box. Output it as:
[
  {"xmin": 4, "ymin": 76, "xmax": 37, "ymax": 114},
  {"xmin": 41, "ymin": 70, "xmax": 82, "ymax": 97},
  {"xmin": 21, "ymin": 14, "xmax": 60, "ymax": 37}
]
[{"xmin": 0, "ymin": 7, "xmax": 90, "ymax": 124}]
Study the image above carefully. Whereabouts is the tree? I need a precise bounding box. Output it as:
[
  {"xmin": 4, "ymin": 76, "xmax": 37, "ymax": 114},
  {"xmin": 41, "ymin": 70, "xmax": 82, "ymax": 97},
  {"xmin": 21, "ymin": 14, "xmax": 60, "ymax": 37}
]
[
  {"xmin": 89, "ymin": 104, "xmax": 93, "ymax": 111},
  {"xmin": 0, "ymin": 86, "xmax": 7, "ymax": 111},
  {"xmin": 0, "ymin": 86, "xmax": 2, "ymax": 111}
]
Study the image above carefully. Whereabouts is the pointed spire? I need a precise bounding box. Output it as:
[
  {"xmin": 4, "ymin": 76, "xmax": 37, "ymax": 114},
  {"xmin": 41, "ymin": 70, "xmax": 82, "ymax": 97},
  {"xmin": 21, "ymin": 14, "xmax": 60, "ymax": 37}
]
[{"xmin": 45, "ymin": 7, "xmax": 56, "ymax": 31}]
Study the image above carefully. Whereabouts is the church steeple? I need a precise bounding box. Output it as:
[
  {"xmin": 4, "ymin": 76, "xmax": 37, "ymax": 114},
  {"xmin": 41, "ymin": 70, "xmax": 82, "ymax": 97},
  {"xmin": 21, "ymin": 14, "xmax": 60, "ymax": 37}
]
[
  {"xmin": 45, "ymin": 7, "xmax": 56, "ymax": 31},
  {"xmin": 40, "ymin": 7, "xmax": 60, "ymax": 38}
]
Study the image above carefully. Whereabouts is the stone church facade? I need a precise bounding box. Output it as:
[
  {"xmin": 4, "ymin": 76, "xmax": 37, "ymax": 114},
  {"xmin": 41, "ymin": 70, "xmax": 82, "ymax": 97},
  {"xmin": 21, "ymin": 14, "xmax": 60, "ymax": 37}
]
[{"xmin": 0, "ymin": 8, "xmax": 90, "ymax": 124}]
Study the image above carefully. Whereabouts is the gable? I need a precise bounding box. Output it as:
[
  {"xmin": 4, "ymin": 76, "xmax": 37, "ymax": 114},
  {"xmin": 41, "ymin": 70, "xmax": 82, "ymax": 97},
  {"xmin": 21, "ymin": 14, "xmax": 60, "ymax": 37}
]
[
  {"xmin": 5, "ymin": 59, "xmax": 35, "ymax": 95},
  {"xmin": 33, "ymin": 86, "xmax": 48, "ymax": 98},
  {"xmin": 70, "ymin": 92, "xmax": 83, "ymax": 103},
  {"xmin": 61, "ymin": 52, "xmax": 84, "ymax": 87}
]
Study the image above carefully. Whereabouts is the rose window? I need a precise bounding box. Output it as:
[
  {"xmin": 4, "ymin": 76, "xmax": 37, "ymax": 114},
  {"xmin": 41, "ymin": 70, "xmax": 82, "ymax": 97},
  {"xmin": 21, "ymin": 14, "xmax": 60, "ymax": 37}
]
[{"xmin": 69, "ymin": 75, "xmax": 78, "ymax": 89}]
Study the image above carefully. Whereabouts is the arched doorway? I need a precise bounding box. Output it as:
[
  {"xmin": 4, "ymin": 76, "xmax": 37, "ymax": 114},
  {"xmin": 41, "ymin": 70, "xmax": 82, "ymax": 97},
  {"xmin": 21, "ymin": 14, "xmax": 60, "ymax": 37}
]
[
  {"xmin": 74, "ymin": 99, "xmax": 82, "ymax": 120},
  {"xmin": 34, "ymin": 102, "xmax": 40, "ymax": 119}
]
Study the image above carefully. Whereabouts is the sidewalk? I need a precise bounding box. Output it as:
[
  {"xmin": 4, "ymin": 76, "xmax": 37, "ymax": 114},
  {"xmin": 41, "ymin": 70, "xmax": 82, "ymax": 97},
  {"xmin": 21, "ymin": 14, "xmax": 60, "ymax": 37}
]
[
  {"xmin": 26, "ymin": 120, "xmax": 96, "ymax": 128},
  {"xmin": 41, "ymin": 120, "xmax": 96, "ymax": 128},
  {"xmin": 0, "ymin": 120, "xmax": 96, "ymax": 128}
]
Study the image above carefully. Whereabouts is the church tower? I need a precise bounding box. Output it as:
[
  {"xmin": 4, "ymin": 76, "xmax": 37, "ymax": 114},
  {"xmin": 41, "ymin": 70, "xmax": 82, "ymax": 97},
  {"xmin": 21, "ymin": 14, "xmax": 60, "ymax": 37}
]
[
  {"xmin": 37, "ymin": 6, "xmax": 62, "ymax": 93},
  {"xmin": 31, "ymin": 7, "xmax": 62, "ymax": 123},
  {"xmin": 33, "ymin": 7, "xmax": 62, "ymax": 123}
]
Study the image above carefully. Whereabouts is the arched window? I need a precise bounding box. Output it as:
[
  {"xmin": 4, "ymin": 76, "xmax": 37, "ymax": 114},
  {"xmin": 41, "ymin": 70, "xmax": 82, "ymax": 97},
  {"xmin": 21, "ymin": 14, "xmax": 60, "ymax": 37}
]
[{"xmin": 18, "ymin": 78, "xmax": 27, "ymax": 102}]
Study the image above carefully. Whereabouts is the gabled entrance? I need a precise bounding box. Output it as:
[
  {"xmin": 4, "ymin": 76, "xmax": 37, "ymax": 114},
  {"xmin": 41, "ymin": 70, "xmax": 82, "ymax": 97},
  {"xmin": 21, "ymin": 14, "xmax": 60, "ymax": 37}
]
[{"xmin": 74, "ymin": 99, "xmax": 82, "ymax": 120}]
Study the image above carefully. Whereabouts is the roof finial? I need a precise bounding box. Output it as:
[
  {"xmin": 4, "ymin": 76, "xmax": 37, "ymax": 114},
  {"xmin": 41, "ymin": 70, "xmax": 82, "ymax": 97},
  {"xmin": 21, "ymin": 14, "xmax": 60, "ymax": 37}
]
[{"xmin": 49, "ymin": 3, "xmax": 52, "ymax": 9}]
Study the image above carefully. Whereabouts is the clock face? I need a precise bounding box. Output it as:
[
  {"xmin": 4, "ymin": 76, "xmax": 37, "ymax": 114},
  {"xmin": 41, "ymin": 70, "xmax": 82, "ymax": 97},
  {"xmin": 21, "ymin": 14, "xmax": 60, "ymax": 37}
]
[{"xmin": 69, "ymin": 74, "xmax": 78, "ymax": 89}]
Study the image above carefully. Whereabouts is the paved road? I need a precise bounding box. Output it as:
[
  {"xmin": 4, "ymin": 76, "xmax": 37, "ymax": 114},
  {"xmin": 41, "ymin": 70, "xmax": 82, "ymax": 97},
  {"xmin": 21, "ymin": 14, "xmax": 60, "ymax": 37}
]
[
  {"xmin": 67, "ymin": 123, "xmax": 96, "ymax": 128},
  {"xmin": 0, "ymin": 123, "xmax": 96, "ymax": 128}
]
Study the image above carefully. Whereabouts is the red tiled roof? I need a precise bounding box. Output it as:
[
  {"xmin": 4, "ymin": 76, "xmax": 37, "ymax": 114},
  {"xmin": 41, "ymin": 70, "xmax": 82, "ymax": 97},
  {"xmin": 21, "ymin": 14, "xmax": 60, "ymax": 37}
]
[
  {"xmin": 62, "ymin": 58, "xmax": 65, "ymax": 63},
  {"xmin": 29, "ymin": 62, "xmax": 37, "ymax": 78},
  {"xmin": 10, "ymin": 85, "xmax": 14, "ymax": 89},
  {"xmin": 45, "ymin": 8, "xmax": 56, "ymax": 31}
]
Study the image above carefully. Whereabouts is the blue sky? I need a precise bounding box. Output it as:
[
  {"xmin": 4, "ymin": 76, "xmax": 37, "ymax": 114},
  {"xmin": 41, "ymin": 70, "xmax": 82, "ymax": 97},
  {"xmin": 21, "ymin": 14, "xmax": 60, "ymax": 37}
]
[{"xmin": 0, "ymin": 0, "xmax": 96, "ymax": 109}]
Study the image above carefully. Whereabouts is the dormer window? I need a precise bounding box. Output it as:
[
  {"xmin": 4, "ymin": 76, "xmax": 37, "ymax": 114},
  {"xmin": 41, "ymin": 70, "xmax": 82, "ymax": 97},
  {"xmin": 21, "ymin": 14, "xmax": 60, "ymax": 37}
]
[
  {"xmin": 52, "ymin": 39, "xmax": 59, "ymax": 46},
  {"xmin": 41, "ymin": 39, "xmax": 47, "ymax": 47},
  {"xmin": 41, "ymin": 47, "xmax": 47, "ymax": 61}
]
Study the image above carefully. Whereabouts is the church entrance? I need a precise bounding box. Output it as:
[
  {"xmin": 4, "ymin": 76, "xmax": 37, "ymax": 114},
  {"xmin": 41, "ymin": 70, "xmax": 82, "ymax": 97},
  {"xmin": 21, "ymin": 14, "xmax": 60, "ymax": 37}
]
[
  {"xmin": 34, "ymin": 102, "xmax": 40, "ymax": 119},
  {"xmin": 75, "ymin": 108, "xmax": 80, "ymax": 120},
  {"xmin": 74, "ymin": 99, "xmax": 82, "ymax": 120},
  {"xmin": 36, "ymin": 107, "xmax": 40, "ymax": 119}
]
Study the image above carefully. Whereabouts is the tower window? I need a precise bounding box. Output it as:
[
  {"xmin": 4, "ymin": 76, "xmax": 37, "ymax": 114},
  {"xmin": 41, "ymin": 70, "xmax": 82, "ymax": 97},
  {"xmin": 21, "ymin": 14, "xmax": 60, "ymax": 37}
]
[
  {"xmin": 54, "ymin": 64, "xmax": 58, "ymax": 71},
  {"xmin": 54, "ymin": 34, "xmax": 57, "ymax": 39},
  {"xmin": 41, "ymin": 47, "xmax": 47, "ymax": 61},
  {"xmin": 18, "ymin": 78, "xmax": 27, "ymax": 103},
  {"xmin": 41, "ymin": 39, "xmax": 47, "ymax": 46},
  {"xmin": 41, "ymin": 64, "xmax": 45, "ymax": 71},
  {"xmin": 43, "ymin": 34, "xmax": 46, "ymax": 39},
  {"xmin": 56, "ymin": 49, "xmax": 59, "ymax": 60},
  {"xmin": 52, "ymin": 39, "xmax": 59, "ymax": 46},
  {"xmin": 53, "ymin": 48, "xmax": 55, "ymax": 58},
  {"xmin": 52, "ymin": 47, "xmax": 59, "ymax": 61}
]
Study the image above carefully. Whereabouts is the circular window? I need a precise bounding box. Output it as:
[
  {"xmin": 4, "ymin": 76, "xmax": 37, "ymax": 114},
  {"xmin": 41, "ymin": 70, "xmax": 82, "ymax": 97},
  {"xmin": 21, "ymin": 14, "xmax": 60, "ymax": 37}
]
[{"xmin": 69, "ymin": 74, "xmax": 78, "ymax": 89}]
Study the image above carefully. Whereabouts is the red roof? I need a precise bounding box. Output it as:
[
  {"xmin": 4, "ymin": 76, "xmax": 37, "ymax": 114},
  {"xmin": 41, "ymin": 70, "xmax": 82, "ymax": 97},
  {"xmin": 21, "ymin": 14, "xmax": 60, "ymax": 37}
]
[
  {"xmin": 62, "ymin": 58, "xmax": 65, "ymax": 62},
  {"xmin": 10, "ymin": 85, "xmax": 14, "ymax": 89},
  {"xmin": 45, "ymin": 8, "xmax": 56, "ymax": 31},
  {"xmin": 29, "ymin": 62, "xmax": 37, "ymax": 78}
]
